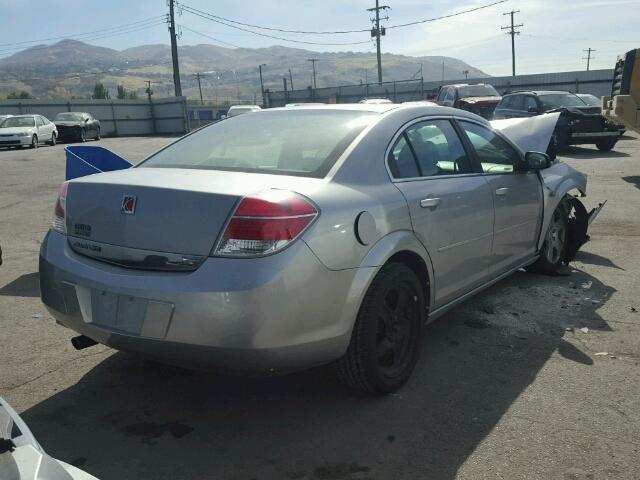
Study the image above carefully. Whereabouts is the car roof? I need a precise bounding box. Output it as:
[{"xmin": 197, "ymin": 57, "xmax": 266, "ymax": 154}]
[
  {"xmin": 442, "ymin": 83, "xmax": 491, "ymax": 88},
  {"xmin": 504, "ymin": 90, "xmax": 574, "ymax": 96},
  {"xmin": 268, "ymin": 103, "xmax": 402, "ymax": 114},
  {"xmin": 10, "ymin": 114, "xmax": 37, "ymax": 118},
  {"xmin": 60, "ymin": 111, "xmax": 89, "ymax": 114}
]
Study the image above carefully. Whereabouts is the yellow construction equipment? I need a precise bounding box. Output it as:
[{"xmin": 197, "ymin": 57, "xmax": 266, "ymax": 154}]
[{"xmin": 603, "ymin": 48, "xmax": 640, "ymax": 134}]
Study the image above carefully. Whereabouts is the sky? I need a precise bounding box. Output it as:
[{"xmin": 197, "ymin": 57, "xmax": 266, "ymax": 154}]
[{"xmin": 0, "ymin": 0, "xmax": 638, "ymax": 76}]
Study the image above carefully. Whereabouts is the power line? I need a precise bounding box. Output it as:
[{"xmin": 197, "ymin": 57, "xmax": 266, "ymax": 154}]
[
  {"xmin": 501, "ymin": 10, "xmax": 522, "ymax": 76},
  {"xmin": 583, "ymin": 48, "xmax": 596, "ymax": 71},
  {"xmin": 179, "ymin": 5, "xmax": 371, "ymax": 46},
  {"xmin": 386, "ymin": 0, "xmax": 510, "ymax": 29}
]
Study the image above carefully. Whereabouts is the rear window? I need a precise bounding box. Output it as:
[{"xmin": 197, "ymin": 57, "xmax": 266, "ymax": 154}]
[{"xmin": 140, "ymin": 110, "xmax": 377, "ymax": 178}]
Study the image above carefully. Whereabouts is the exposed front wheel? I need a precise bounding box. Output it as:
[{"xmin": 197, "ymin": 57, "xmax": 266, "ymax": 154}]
[
  {"xmin": 335, "ymin": 263, "xmax": 425, "ymax": 394},
  {"xmin": 596, "ymin": 138, "xmax": 617, "ymax": 151},
  {"xmin": 30, "ymin": 135, "xmax": 38, "ymax": 149},
  {"xmin": 526, "ymin": 202, "xmax": 568, "ymax": 274}
]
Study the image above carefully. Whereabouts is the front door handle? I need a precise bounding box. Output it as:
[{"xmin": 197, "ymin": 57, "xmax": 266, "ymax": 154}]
[
  {"xmin": 420, "ymin": 197, "xmax": 441, "ymax": 208},
  {"xmin": 495, "ymin": 187, "xmax": 509, "ymax": 197}
]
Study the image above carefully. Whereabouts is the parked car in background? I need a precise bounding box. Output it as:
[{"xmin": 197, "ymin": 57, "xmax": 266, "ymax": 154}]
[
  {"xmin": 40, "ymin": 104, "xmax": 599, "ymax": 394},
  {"xmin": 0, "ymin": 114, "xmax": 57, "ymax": 148},
  {"xmin": 54, "ymin": 112, "xmax": 100, "ymax": 142},
  {"xmin": 493, "ymin": 90, "xmax": 622, "ymax": 152},
  {"xmin": 435, "ymin": 83, "xmax": 502, "ymax": 119},
  {"xmin": 227, "ymin": 105, "xmax": 262, "ymax": 117}
]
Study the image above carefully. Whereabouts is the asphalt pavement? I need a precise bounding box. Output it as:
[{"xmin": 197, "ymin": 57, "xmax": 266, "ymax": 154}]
[{"xmin": 1, "ymin": 134, "xmax": 639, "ymax": 480}]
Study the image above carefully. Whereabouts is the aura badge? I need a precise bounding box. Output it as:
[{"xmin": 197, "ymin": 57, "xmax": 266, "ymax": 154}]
[{"xmin": 121, "ymin": 195, "xmax": 137, "ymax": 215}]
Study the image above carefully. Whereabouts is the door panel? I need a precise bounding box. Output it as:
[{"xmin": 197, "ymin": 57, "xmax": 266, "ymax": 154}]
[
  {"xmin": 388, "ymin": 118, "xmax": 494, "ymax": 307},
  {"xmin": 458, "ymin": 120, "xmax": 543, "ymax": 274},
  {"xmin": 395, "ymin": 177, "xmax": 494, "ymax": 307}
]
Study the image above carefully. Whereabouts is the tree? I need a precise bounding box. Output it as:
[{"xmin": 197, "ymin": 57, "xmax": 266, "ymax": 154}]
[
  {"xmin": 92, "ymin": 83, "xmax": 110, "ymax": 100},
  {"xmin": 7, "ymin": 91, "xmax": 33, "ymax": 99},
  {"xmin": 47, "ymin": 86, "xmax": 71, "ymax": 98},
  {"xmin": 116, "ymin": 84, "xmax": 140, "ymax": 100}
]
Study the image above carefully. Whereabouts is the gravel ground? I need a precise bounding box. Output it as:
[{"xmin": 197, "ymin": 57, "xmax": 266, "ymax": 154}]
[{"xmin": 1, "ymin": 134, "xmax": 639, "ymax": 480}]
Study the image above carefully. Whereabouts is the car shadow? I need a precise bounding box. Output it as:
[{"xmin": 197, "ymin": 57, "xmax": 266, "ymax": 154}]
[
  {"xmin": 622, "ymin": 175, "xmax": 640, "ymax": 190},
  {"xmin": 574, "ymin": 250, "xmax": 624, "ymax": 270},
  {"xmin": 561, "ymin": 146, "xmax": 630, "ymax": 159},
  {"xmin": 0, "ymin": 272, "xmax": 40, "ymax": 297},
  {"xmin": 19, "ymin": 265, "xmax": 614, "ymax": 480}
]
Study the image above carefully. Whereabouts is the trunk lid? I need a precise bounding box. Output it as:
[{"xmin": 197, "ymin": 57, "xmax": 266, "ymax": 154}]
[{"xmin": 65, "ymin": 168, "xmax": 323, "ymax": 259}]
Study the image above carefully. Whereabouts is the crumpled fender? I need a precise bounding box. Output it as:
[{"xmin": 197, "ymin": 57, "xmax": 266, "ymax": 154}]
[{"xmin": 539, "ymin": 162, "xmax": 588, "ymax": 253}]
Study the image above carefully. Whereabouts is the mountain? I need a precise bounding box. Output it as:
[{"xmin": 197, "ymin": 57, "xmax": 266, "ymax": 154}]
[{"xmin": 0, "ymin": 40, "xmax": 488, "ymax": 102}]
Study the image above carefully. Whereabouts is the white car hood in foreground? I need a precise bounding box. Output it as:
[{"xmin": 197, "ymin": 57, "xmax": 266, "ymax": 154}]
[
  {"xmin": 0, "ymin": 127, "xmax": 35, "ymax": 135},
  {"xmin": 491, "ymin": 112, "xmax": 561, "ymax": 154},
  {"xmin": 0, "ymin": 398, "xmax": 98, "ymax": 480}
]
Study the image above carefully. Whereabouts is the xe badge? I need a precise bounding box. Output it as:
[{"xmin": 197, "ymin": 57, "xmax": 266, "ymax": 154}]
[{"xmin": 121, "ymin": 195, "xmax": 137, "ymax": 215}]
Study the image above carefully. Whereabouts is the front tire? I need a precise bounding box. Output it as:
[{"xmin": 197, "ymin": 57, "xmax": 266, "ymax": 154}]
[
  {"xmin": 30, "ymin": 135, "xmax": 38, "ymax": 149},
  {"xmin": 526, "ymin": 201, "xmax": 568, "ymax": 274},
  {"xmin": 335, "ymin": 263, "xmax": 425, "ymax": 394},
  {"xmin": 79, "ymin": 128, "xmax": 86, "ymax": 142},
  {"xmin": 596, "ymin": 138, "xmax": 617, "ymax": 151}
]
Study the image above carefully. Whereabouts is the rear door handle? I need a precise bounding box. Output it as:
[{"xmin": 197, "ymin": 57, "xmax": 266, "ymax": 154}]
[
  {"xmin": 420, "ymin": 197, "xmax": 441, "ymax": 208},
  {"xmin": 495, "ymin": 187, "xmax": 509, "ymax": 197}
]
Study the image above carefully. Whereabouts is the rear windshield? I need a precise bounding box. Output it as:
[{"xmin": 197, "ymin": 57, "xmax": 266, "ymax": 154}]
[
  {"xmin": 140, "ymin": 110, "xmax": 377, "ymax": 178},
  {"xmin": 457, "ymin": 85, "xmax": 500, "ymax": 98},
  {"xmin": 538, "ymin": 94, "xmax": 587, "ymax": 110},
  {"xmin": 1, "ymin": 116, "xmax": 35, "ymax": 128}
]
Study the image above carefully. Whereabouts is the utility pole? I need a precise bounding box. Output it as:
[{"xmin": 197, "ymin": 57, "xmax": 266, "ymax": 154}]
[
  {"xmin": 502, "ymin": 10, "xmax": 523, "ymax": 77},
  {"xmin": 288, "ymin": 69, "xmax": 294, "ymax": 90},
  {"xmin": 367, "ymin": 0, "xmax": 389, "ymax": 84},
  {"xmin": 307, "ymin": 58, "xmax": 318, "ymax": 89},
  {"xmin": 193, "ymin": 73, "xmax": 207, "ymax": 105},
  {"xmin": 145, "ymin": 80, "xmax": 153, "ymax": 102},
  {"xmin": 168, "ymin": 0, "xmax": 182, "ymax": 96},
  {"xmin": 583, "ymin": 48, "xmax": 596, "ymax": 71},
  {"xmin": 258, "ymin": 64, "xmax": 266, "ymax": 107}
]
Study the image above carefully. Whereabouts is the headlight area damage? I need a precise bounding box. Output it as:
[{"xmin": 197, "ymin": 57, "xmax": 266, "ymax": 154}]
[{"xmin": 492, "ymin": 113, "xmax": 606, "ymax": 264}]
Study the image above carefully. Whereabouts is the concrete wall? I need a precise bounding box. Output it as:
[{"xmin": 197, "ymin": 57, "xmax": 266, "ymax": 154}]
[
  {"xmin": 267, "ymin": 69, "xmax": 615, "ymax": 107},
  {"xmin": 0, "ymin": 97, "xmax": 188, "ymax": 136}
]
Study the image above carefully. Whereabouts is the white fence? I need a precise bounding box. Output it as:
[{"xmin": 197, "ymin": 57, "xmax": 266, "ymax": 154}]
[{"xmin": 0, "ymin": 97, "xmax": 188, "ymax": 136}]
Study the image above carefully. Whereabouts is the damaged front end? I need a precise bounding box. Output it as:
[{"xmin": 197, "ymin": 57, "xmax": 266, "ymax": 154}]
[{"xmin": 563, "ymin": 196, "xmax": 606, "ymax": 263}]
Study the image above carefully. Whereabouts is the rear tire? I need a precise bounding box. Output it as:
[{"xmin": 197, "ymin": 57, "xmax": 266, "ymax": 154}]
[
  {"xmin": 596, "ymin": 138, "xmax": 617, "ymax": 151},
  {"xmin": 95, "ymin": 128, "xmax": 100, "ymax": 141},
  {"xmin": 30, "ymin": 135, "xmax": 38, "ymax": 149},
  {"xmin": 526, "ymin": 201, "xmax": 569, "ymax": 274},
  {"xmin": 335, "ymin": 263, "xmax": 425, "ymax": 394},
  {"xmin": 79, "ymin": 128, "xmax": 86, "ymax": 142},
  {"xmin": 49, "ymin": 132, "xmax": 56, "ymax": 146}
]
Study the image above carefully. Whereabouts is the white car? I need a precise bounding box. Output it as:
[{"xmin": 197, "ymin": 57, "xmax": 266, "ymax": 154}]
[
  {"xmin": 358, "ymin": 98, "xmax": 393, "ymax": 104},
  {"xmin": 0, "ymin": 114, "xmax": 57, "ymax": 148},
  {"xmin": 0, "ymin": 397, "xmax": 98, "ymax": 479},
  {"xmin": 226, "ymin": 105, "xmax": 262, "ymax": 117},
  {"xmin": 0, "ymin": 114, "xmax": 12, "ymax": 124}
]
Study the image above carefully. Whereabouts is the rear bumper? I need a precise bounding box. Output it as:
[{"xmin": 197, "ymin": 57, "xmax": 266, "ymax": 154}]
[{"xmin": 40, "ymin": 231, "xmax": 360, "ymax": 372}]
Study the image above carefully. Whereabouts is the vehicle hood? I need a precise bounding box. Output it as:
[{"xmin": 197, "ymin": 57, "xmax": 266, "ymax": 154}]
[
  {"xmin": 55, "ymin": 121, "xmax": 83, "ymax": 127},
  {"xmin": 546, "ymin": 106, "xmax": 601, "ymax": 116},
  {"xmin": 0, "ymin": 397, "xmax": 99, "ymax": 480},
  {"xmin": 459, "ymin": 96, "xmax": 501, "ymax": 104},
  {"xmin": 491, "ymin": 112, "xmax": 560, "ymax": 153},
  {"xmin": 0, "ymin": 127, "xmax": 35, "ymax": 135}
]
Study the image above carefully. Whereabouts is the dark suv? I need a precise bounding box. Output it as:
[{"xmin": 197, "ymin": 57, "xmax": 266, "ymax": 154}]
[
  {"xmin": 493, "ymin": 90, "xmax": 621, "ymax": 152},
  {"xmin": 435, "ymin": 83, "xmax": 501, "ymax": 119}
]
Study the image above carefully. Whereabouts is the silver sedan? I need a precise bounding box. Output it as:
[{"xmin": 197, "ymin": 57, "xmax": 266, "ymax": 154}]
[{"xmin": 39, "ymin": 104, "xmax": 595, "ymax": 393}]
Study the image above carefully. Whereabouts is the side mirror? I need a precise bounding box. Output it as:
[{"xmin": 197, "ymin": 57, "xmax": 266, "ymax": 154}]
[
  {"xmin": 524, "ymin": 151, "xmax": 551, "ymax": 170},
  {"xmin": 527, "ymin": 105, "xmax": 539, "ymax": 113},
  {"xmin": 84, "ymin": 118, "xmax": 89, "ymax": 123}
]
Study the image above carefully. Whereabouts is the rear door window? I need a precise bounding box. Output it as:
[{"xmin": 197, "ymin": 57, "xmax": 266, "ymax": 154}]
[
  {"xmin": 509, "ymin": 95, "xmax": 525, "ymax": 111},
  {"xmin": 523, "ymin": 96, "xmax": 538, "ymax": 112},
  {"xmin": 36, "ymin": 116, "xmax": 45, "ymax": 127},
  {"xmin": 444, "ymin": 88, "xmax": 455, "ymax": 102}
]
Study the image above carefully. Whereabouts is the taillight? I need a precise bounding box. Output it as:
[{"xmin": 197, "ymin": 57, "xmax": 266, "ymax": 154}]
[
  {"xmin": 52, "ymin": 181, "xmax": 69, "ymax": 234},
  {"xmin": 214, "ymin": 190, "xmax": 318, "ymax": 257}
]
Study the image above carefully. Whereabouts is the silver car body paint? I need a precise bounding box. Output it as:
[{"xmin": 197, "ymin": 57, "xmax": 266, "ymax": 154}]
[{"xmin": 39, "ymin": 104, "xmax": 592, "ymax": 372}]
